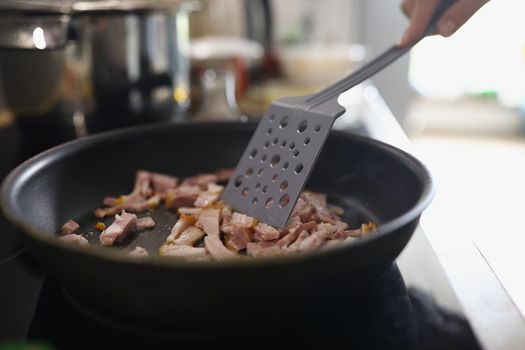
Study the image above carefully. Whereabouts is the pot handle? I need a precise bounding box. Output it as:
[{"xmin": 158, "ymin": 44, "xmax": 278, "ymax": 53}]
[{"xmin": 0, "ymin": 14, "xmax": 71, "ymax": 50}]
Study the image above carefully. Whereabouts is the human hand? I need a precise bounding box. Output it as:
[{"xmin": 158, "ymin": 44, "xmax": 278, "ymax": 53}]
[{"xmin": 397, "ymin": 0, "xmax": 489, "ymax": 47}]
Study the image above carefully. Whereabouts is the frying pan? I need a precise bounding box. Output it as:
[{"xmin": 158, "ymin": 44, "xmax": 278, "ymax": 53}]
[{"xmin": 1, "ymin": 122, "xmax": 433, "ymax": 329}]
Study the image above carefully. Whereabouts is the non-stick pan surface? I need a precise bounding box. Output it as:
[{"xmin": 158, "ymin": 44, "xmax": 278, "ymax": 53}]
[{"xmin": 1, "ymin": 122, "xmax": 433, "ymax": 328}]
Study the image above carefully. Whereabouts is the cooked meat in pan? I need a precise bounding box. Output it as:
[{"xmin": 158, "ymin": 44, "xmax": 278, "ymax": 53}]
[{"xmin": 58, "ymin": 169, "xmax": 376, "ymax": 260}]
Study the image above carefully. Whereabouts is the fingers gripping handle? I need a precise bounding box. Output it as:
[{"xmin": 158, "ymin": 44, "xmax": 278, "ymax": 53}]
[{"xmin": 306, "ymin": 0, "xmax": 456, "ymax": 112}]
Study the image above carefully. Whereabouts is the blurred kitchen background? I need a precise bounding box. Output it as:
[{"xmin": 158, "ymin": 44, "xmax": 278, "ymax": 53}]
[{"xmin": 1, "ymin": 0, "xmax": 524, "ymax": 315}]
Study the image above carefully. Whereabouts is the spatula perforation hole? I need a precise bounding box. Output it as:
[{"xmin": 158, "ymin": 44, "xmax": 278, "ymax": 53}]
[
  {"xmin": 280, "ymin": 140, "xmax": 287, "ymax": 148},
  {"xmin": 279, "ymin": 116, "xmax": 289, "ymax": 128},
  {"xmin": 265, "ymin": 198, "xmax": 274, "ymax": 208},
  {"xmin": 279, "ymin": 194, "xmax": 290, "ymax": 208},
  {"xmin": 297, "ymin": 120, "xmax": 308, "ymax": 133},
  {"xmin": 295, "ymin": 163, "xmax": 304, "ymax": 174},
  {"xmin": 270, "ymin": 154, "xmax": 280, "ymax": 167},
  {"xmin": 280, "ymin": 181, "xmax": 288, "ymax": 191},
  {"xmin": 293, "ymin": 150, "xmax": 300, "ymax": 158},
  {"xmin": 234, "ymin": 176, "xmax": 243, "ymax": 187}
]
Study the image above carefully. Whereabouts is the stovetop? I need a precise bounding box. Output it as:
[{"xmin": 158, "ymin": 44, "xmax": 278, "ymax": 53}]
[{"xmin": 0, "ymin": 120, "xmax": 480, "ymax": 349}]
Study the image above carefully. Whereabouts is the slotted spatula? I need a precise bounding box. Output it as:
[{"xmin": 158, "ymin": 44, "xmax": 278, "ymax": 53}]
[{"xmin": 223, "ymin": 0, "xmax": 455, "ymax": 228}]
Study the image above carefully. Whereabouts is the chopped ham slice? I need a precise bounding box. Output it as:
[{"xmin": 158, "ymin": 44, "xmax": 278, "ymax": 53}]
[
  {"xmin": 277, "ymin": 221, "xmax": 317, "ymax": 248},
  {"xmin": 301, "ymin": 191, "xmax": 334, "ymax": 223},
  {"xmin": 128, "ymin": 246, "xmax": 149, "ymax": 257},
  {"xmin": 221, "ymin": 205, "xmax": 232, "ymax": 220},
  {"xmin": 181, "ymin": 173, "xmax": 218, "ymax": 188},
  {"xmin": 220, "ymin": 216, "xmax": 233, "ymax": 235},
  {"xmin": 132, "ymin": 170, "xmax": 152, "ymax": 197},
  {"xmin": 198, "ymin": 208, "xmax": 220, "ymax": 236},
  {"xmin": 291, "ymin": 198, "xmax": 314, "ymax": 222},
  {"xmin": 165, "ymin": 185, "xmax": 202, "ymax": 209},
  {"xmin": 226, "ymin": 225, "xmax": 253, "ymax": 251},
  {"xmin": 60, "ymin": 220, "xmax": 79, "ymax": 235},
  {"xmin": 215, "ymin": 168, "xmax": 234, "ymax": 182},
  {"xmin": 174, "ymin": 226, "xmax": 205, "ymax": 246},
  {"xmin": 159, "ymin": 244, "xmax": 208, "ymax": 259},
  {"xmin": 137, "ymin": 216, "xmax": 155, "ymax": 230},
  {"xmin": 231, "ymin": 212, "xmax": 256, "ymax": 228},
  {"xmin": 207, "ymin": 183, "xmax": 224, "ymax": 194},
  {"xmin": 151, "ymin": 172, "xmax": 178, "ymax": 194},
  {"xmin": 60, "ymin": 234, "xmax": 89, "ymax": 246},
  {"xmin": 94, "ymin": 194, "xmax": 150, "ymax": 218},
  {"xmin": 246, "ymin": 241, "xmax": 281, "ymax": 258},
  {"xmin": 298, "ymin": 223, "xmax": 336, "ymax": 252},
  {"xmin": 253, "ymin": 223, "xmax": 280, "ymax": 241},
  {"xmin": 204, "ymin": 235, "xmax": 239, "ymax": 260},
  {"xmin": 286, "ymin": 231, "xmax": 310, "ymax": 253},
  {"xmin": 99, "ymin": 211, "xmax": 137, "ymax": 246},
  {"xmin": 167, "ymin": 214, "xmax": 197, "ymax": 243},
  {"xmin": 177, "ymin": 207, "xmax": 202, "ymax": 216},
  {"xmin": 194, "ymin": 191, "xmax": 220, "ymax": 208}
]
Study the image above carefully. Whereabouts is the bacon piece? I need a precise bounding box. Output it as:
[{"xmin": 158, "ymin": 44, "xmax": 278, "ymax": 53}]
[
  {"xmin": 159, "ymin": 244, "xmax": 208, "ymax": 259},
  {"xmin": 177, "ymin": 207, "xmax": 202, "ymax": 216},
  {"xmin": 253, "ymin": 223, "xmax": 280, "ymax": 241},
  {"xmin": 60, "ymin": 220, "xmax": 79, "ymax": 235},
  {"xmin": 94, "ymin": 194, "xmax": 150, "ymax": 218},
  {"xmin": 277, "ymin": 221, "xmax": 317, "ymax": 248},
  {"xmin": 231, "ymin": 212, "xmax": 256, "ymax": 228},
  {"xmin": 137, "ymin": 216, "xmax": 155, "ymax": 230},
  {"xmin": 165, "ymin": 185, "xmax": 202, "ymax": 209},
  {"xmin": 207, "ymin": 183, "xmax": 224, "ymax": 194},
  {"xmin": 298, "ymin": 223, "xmax": 336, "ymax": 252},
  {"xmin": 194, "ymin": 191, "xmax": 220, "ymax": 208},
  {"xmin": 301, "ymin": 191, "xmax": 334, "ymax": 223},
  {"xmin": 174, "ymin": 226, "xmax": 205, "ymax": 246},
  {"xmin": 286, "ymin": 231, "xmax": 310, "ymax": 253},
  {"xmin": 99, "ymin": 211, "xmax": 137, "ymax": 246},
  {"xmin": 226, "ymin": 225, "xmax": 253, "ymax": 251},
  {"xmin": 331, "ymin": 222, "xmax": 377, "ymax": 240},
  {"xmin": 246, "ymin": 241, "xmax": 281, "ymax": 258},
  {"xmin": 204, "ymin": 235, "xmax": 239, "ymax": 260},
  {"xmin": 198, "ymin": 208, "xmax": 220, "ymax": 236},
  {"xmin": 128, "ymin": 246, "xmax": 149, "ymax": 257},
  {"xmin": 215, "ymin": 168, "xmax": 235, "ymax": 182},
  {"xmin": 132, "ymin": 170, "xmax": 152, "ymax": 197},
  {"xmin": 167, "ymin": 214, "xmax": 197, "ymax": 243},
  {"xmin": 151, "ymin": 172, "xmax": 178, "ymax": 194},
  {"xmin": 291, "ymin": 198, "xmax": 314, "ymax": 222},
  {"xmin": 60, "ymin": 234, "xmax": 89, "ymax": 246},
  {"xmin": 181, "ymin": 173, "xmax": 218, "ymax": 188}
]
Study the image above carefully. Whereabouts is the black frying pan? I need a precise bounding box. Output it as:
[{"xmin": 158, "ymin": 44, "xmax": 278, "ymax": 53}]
[{"xmin": 0, "ymin": 122, "xmax": 433, "ymax": 329}]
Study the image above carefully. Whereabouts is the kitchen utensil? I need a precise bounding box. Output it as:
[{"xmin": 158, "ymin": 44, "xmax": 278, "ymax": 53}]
[
  {"xmin": 1, "ymin": 121, "xmax": 433, "ymax": 327},
  {"xmin": 222, "ymin": 0, "xmax": 454, "ymax": 228}
]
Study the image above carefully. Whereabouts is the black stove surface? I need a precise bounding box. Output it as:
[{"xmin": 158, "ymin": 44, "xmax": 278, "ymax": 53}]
[{"xmin": 0, "ymin": 121, "xmax": 480, "ymax": 349}]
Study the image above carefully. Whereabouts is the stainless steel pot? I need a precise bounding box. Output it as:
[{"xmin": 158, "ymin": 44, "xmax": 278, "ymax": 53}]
[{"xmin": 0, "ymin": 0, "xmax": 197, "ymax": 138}]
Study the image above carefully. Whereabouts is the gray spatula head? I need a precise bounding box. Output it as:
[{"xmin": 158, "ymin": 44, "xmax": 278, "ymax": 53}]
[
  {"xmin": 222, "ymin": 0, "xmax": 456, "ymax": 227},
  {"xmin": 222, "ymin": 96, "xmax": 345, "ymax": 228}
]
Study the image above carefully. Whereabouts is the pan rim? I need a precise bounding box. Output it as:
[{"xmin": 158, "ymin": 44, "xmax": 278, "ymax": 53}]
[{"xmin": 0, "ymin": 121, "xmax": 434, "ymax": 270}]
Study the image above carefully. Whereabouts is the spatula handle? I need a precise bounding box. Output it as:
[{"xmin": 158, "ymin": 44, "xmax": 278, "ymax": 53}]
[{"xmin": 306, "ymin": 0, "xmax": 456, "ymax": 108}]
